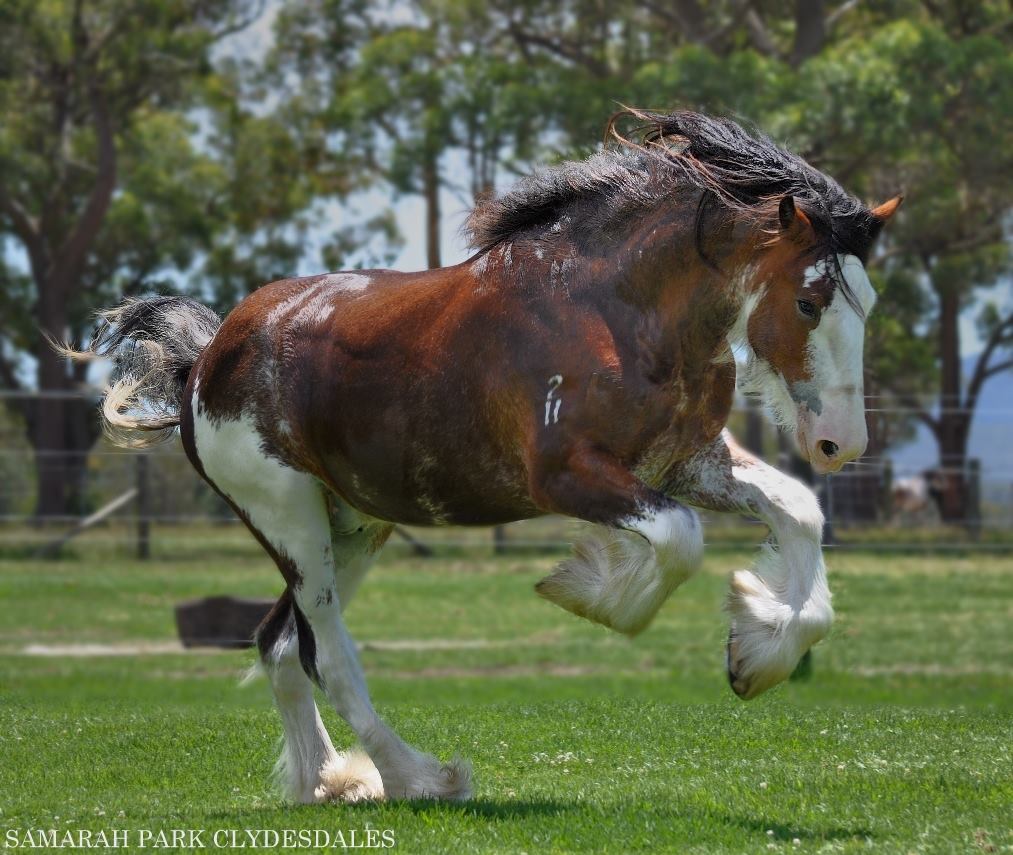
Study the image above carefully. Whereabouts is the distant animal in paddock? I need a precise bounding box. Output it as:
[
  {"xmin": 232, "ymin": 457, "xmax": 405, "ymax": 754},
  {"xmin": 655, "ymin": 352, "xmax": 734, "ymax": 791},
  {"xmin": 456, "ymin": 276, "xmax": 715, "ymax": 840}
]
[
  {"xmin": 64, "ymin": 109, "xmax": 900, "ymax": 803},
  {"xmin": 892, "ymin": 471, "xmax": 945, "ymax": 520}
]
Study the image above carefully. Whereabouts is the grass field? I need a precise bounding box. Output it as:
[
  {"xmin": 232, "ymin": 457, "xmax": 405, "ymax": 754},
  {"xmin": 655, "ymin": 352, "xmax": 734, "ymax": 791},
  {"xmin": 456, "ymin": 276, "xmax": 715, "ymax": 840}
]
[{"xmin": 0, "ymin": 543, "xmax": 1010, "ymax": 853}]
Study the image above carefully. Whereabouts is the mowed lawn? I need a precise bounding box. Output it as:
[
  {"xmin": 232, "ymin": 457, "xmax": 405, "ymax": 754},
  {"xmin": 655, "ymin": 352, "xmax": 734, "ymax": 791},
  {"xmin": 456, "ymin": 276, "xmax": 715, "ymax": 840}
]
[{"xmin": 0, "ymin": 542, "xmax": 1009, "ymax": 853}]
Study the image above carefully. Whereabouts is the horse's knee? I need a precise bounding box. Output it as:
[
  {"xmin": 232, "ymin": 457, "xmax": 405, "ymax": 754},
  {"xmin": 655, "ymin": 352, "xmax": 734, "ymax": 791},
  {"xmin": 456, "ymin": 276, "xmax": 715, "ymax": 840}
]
[
  {"xmin": 538, "ymin": 503, "xmax": 702, "ymax": 636},
  {"xmin": 626, "ymin": 503, "xmax": 704, "ymax": 580},
  {"xmin": 773, "ymin": 479, "xmax": 824, "ymax": 542}
]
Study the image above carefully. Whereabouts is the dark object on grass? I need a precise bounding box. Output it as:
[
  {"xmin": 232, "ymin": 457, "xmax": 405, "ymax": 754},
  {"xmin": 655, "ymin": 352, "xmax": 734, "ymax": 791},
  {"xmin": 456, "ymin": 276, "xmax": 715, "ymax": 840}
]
[
  {"xmin": 174, "ymin": 596, "xmax": 274, "ymax": 649},
  {"xmin": 790, "ymin": 649, "xmax": 813, "ymax": 681}
]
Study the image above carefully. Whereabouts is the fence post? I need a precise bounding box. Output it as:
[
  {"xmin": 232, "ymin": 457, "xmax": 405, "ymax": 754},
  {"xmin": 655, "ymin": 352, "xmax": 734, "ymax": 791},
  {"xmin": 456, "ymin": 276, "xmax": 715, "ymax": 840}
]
[
  {"xmin": 966, "ymin": 458, "xmax": 981, "ymax": 541},
  {"xmin": 136, "ymin": 454, "xmax": 151, "ymax": 560},
  {"xmin": 822, "ymin": 474, "xmax": 835, "ymax": 545},
  {"xmin": 881, "ymin": 458, "xmax": 893, "ymax": 522},
  {"xmin": 744, "ymin": 396, "xmax": 764, "ymax": 457},
  {"xmin": 493, "ymin": 525, "xmax": 507, "ymax": 554}
]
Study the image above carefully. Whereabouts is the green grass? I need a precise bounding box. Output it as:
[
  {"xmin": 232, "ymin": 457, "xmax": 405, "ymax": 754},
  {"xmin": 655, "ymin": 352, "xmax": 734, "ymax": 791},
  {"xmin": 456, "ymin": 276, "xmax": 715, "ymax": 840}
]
[{"xmin": 0, "ymin": 547, "xmax": 1010, "ymax": 853}]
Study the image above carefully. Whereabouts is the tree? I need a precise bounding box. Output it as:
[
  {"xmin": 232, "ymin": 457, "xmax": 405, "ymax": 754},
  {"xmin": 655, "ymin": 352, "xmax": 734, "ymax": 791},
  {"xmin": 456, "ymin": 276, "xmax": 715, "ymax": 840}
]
[
  {"xmin": 0, "ymin": 0, "xmax": 330, "ymax": 517},
  {"xmin": 794, "ymin": 12, "xmax": 1013, "ymax": 520},
  {"xmin": 269, "ymin": 0, "xmax": 548, "ymax": 272}
]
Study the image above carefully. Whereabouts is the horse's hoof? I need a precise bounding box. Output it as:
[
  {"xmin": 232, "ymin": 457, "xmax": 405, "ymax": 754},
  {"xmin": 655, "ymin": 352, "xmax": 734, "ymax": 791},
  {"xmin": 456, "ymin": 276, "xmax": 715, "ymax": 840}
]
[
  {"xmin": 314, "ymin": 750, "xmax": 385, "ymax": 804},
  {"xmin": 726, "ymin": 630, "xmax": 754, "ymax": 700}
]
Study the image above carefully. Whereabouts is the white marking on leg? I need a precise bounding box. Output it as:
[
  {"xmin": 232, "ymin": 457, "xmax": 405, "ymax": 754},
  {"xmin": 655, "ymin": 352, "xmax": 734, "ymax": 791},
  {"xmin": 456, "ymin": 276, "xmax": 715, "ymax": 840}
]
[
  {"xmin": 684, "ymin": 432, "xmax": 833, "ymax": 698},
  {"xmin": 192, "ymin": 403, "xmax": 470, "ymax": 801},
  {"xmin": 264, "ymin": 622, "xmax": 383, "ymax": 804},
  {"xmin": 537, "ymin": 504, "xmax": 703, "ymax": 636}
]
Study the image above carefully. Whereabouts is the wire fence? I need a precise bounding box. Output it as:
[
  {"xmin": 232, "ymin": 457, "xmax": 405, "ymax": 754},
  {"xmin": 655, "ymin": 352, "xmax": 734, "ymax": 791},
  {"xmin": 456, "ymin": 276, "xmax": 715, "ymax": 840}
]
[{"xmin": 2, "ymin": 389, "xmax": 1012, "ymax": 558}]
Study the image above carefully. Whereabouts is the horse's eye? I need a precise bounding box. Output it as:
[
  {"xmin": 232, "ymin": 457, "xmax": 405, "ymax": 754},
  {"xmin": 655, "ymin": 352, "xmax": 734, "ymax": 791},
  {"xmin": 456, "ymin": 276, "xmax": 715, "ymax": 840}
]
[{"xmin": 797, "ymin": 299, "xmax": 818, "ymax": 320}]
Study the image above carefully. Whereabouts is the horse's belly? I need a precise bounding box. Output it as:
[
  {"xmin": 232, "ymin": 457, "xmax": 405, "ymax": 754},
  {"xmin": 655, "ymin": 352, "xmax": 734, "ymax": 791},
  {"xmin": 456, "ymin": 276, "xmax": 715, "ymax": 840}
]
[{"xmin": 317, "ymin": 442, "xmax": 540, "ymax": 528}]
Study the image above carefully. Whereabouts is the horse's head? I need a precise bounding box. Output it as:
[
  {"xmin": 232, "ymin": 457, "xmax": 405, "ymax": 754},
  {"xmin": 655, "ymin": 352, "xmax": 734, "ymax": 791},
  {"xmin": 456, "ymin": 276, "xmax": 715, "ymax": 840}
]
[{"xmin": 740, "ymin": 194, "xmax": 902, "ymax": 474}]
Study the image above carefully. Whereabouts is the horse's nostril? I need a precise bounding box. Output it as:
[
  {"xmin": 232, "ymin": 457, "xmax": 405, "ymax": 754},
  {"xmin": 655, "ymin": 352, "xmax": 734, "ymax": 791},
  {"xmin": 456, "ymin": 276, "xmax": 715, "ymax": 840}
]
[{"xmin": 819, "ymin": 440, "xmax": 839, "ymax": 458}]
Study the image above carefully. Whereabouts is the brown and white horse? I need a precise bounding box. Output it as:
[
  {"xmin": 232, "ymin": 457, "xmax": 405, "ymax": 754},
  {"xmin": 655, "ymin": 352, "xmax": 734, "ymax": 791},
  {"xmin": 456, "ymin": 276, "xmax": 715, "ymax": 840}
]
[{"xmin": 68, "ymin": 111, "xmax": 900, "ymax": 803}]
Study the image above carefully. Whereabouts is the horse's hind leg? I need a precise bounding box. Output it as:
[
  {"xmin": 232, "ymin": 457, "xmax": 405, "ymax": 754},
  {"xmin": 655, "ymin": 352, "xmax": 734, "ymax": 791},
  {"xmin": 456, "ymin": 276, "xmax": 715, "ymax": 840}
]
[
  {"xmin": 191, "ymin": 411, "xmax": 470, "ymax": 801},
  {"xmin": 255, "ymin": 591, "xmax": 381, "ymax": 803}
]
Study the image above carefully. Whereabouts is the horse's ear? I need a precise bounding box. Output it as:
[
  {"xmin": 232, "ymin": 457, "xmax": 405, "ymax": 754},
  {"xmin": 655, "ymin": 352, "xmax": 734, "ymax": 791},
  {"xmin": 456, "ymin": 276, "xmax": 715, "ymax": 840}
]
[
  {"xmin": 778, "ymin": 194, "xmax": 812, "ymax": 237},
  {"xmin": 871, "ymin": 194, "xmax": 904, "ymax": 222}
]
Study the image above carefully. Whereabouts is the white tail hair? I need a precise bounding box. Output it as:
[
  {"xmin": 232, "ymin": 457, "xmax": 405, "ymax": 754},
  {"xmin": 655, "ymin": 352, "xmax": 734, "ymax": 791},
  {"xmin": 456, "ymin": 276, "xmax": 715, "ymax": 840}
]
[{"xmin": 57, "ymin": 296, "xmax": 221, "ymax": 448}]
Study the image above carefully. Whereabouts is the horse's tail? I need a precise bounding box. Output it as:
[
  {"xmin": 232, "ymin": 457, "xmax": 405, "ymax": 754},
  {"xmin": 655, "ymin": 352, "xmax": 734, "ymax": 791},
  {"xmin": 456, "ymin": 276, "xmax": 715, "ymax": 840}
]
[{"xmin": 57, "ymin": 296, "xmax": 222, "ymax": 448}]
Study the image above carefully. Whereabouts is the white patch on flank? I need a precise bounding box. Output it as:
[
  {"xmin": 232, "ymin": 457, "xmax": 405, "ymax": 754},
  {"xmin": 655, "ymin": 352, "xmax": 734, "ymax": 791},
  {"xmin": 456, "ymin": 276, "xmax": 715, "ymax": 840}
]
[
  {"xmin": 417, "ymin": 493, "xmax": 450, "ymax": 525},
  {"xmin": 544, "ymin": 374, "xmax": 563, "ymax": 425},
  {"xmin": 320, "ymin": 272, "xmax": 371, "ymax": 293},
  {"xmin": 292, "ymin": 292, "xmax": 337, "ymax": 326},
  {"xmin": 534, "ymin": 245, "xmax": 545, "ymax": 260},
  {"xmin": 268, "ymin": 274, "xmax": 368, "ymax": 329},
  {"xmin": 266, "ymin": 279, "xmax": 328, "ymax": 327}
]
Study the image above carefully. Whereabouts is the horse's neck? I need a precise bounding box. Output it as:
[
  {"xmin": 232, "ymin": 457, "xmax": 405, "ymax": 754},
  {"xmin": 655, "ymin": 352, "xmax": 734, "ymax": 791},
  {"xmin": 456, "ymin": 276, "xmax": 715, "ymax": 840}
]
[{"xmin": 601, "ymin": 211, "xmax": 755, "ymax": 365}]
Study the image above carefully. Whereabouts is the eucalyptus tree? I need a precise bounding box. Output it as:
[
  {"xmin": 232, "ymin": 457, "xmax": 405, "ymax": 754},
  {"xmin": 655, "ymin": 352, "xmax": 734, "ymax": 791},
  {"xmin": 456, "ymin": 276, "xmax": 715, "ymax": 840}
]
[
  {"xmin": 269, "ymin": 0, "xmax": 547, "ymax": 270},
  {"xmin": 0, "ymin": 0, "xmax": 323, "ymax": 516}
]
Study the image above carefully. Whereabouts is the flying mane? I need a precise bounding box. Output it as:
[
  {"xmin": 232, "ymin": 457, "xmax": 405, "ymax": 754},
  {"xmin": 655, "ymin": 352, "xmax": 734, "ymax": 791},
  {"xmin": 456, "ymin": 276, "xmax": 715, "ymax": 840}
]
[{"xmin": 465, "ymin": 110, "xmax": 884, "ymax": 304}]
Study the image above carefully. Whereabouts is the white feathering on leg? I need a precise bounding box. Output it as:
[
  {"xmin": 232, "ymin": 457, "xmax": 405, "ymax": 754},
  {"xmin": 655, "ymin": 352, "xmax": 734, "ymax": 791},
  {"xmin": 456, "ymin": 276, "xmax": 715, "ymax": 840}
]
[
  {"xmin": 537, "ymin": 506, "xmax": 703, "ymax": 635},
  {"xmin": 316, "ymin": 749, "xmax": 386, "ymax": 803}
]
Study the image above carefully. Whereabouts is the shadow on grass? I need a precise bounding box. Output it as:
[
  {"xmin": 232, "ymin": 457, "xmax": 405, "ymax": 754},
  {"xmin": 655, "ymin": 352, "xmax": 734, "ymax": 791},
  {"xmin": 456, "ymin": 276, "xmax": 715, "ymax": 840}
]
[
  {"xmin": 201, "ymin": 796, "xmax": 570, "ymax": 823},
  {"xmin": 403, "ymin": 796, "xmax": 570, "ymax": 820},
  {"xmin": 202, "ymin": 796, "xmax": 874, "ymax": 846},
  {"xmin": 721, "ymin": 812, "xmax": 875, "ymax": 843}
]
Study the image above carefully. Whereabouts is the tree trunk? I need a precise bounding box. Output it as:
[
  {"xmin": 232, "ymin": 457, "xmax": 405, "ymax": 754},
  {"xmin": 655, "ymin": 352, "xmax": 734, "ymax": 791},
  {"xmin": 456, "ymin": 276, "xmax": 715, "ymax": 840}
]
[
  {"xmin": 791, "ymin": 0, "xmax": 825, "ymax": 65},
  {"xmin": 423, "ymin": 147, "xmax": 441, "ymax": 270},
  {"xmin": 31, "ymin": 297, "xmax": 98, "ymax": 519},
  {"xmin": 32, "ymin": 292, "xmax": 71, "ymax": 519},
  {"xmin": 935, "ymin": 285, "xmax": 969, "ymax": 521}
]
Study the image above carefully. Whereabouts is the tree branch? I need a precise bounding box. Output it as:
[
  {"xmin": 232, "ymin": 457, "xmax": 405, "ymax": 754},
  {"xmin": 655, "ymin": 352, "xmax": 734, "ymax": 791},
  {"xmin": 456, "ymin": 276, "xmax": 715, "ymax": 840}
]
[
  {"xmin": 827, "ymin": 0, "xmax": 860, "ymax": 30},
  {"xmin": 964, "ymin": 311, "xmax": 1013, "ymax": 417},
  {"xmin": 0, "ymin": 186, "xmax": 45, "ymax": 270},
  {"xmin": 206, "ymin": 0, "xmax": 267, "ymax": 42},
  {"xmin": 984, "ymin": 357, "xmax": 1013, "ymax": 379},
  {"xmin": 743, "ymin": 6, "xmax": 779, "ymax": 57},
  {"xmin": 506, "ymin": 24, "xmax": 611, "ymax": 77},
  {"xmin": 48, "ymin": 8, "xmax": 117, "ymax": 300},
  {"xmin": 892, "ymin": 390, "xmax": 941, "ymax": 434},
  {"xmin": 643, "ymin": 0, "xmax": 752, "ymax": 53}
]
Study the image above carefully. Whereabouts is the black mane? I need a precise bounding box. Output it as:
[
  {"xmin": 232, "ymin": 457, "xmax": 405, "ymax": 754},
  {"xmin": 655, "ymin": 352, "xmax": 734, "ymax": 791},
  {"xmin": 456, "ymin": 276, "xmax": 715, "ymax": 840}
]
[{"xmin": 465, "ymin": 110, "xmax": 883, "ymax": 267}]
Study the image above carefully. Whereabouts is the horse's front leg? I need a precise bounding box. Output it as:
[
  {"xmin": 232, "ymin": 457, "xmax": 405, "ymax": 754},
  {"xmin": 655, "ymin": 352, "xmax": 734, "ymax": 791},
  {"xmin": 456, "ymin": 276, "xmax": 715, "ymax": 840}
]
[
  {"xmin": 533, "ymin": 447, "xmax": 704, "ymax": 635},
  {"xmin": 671, "ymin": 429, "xmax": 833, "ymax": 699}
]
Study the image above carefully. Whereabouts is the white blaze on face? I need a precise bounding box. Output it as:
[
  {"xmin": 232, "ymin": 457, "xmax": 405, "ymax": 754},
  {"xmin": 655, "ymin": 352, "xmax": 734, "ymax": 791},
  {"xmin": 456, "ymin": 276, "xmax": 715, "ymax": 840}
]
[{"xmin": 797, "ymin": 254, "xmax": 877, "ymax": 471}]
